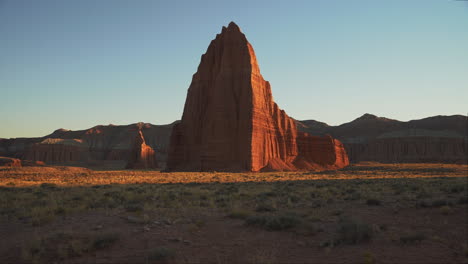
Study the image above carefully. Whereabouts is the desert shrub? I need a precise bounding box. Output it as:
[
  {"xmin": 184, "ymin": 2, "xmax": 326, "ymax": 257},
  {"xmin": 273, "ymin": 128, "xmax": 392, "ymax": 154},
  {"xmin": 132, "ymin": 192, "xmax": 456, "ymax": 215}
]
[
  {"xmin": 458, "ymin": 196, "xmax": 468, "ymax": 204},
  {"xmin": 215, "ymin": 196, "xmax": 230, "ymax": 207},
  {"xmin": 245, "ymin": 213, "xmax": 301, "ymax": 231},
  {"xmin": 91, "ymin": 232, "xmax": 119, "ymax": 250},
  {"xmin": 296, "ymin": 222, "xmax": 320, "ymax": 236},
  {"xmin": 431, "ymin": 199, "xmax": 449, "ymax": 207},
  {"xmin": 54, "ymin": 207, "xmax": 66, "ymax": 215},
  {"xmin": 33, "ymin": 190, "xmax": 48, "ymax": 198},
  {"xmin": 439, "ymin": 205, "xmax": 452, "ymax": 215},
  {"xmin": 40, "ymin": 183, "xmax": 58, "ymax": 189},
  {"xmin": 335, "ymin": 218, "xmax": 373, "ymax": 244},
  {"xmin": 148, "ymin": 247, "xmax": 175, "ymax": 261},
  {"xmin": 400, "ymin": 232, "xmax": 426, "ymax": 244},
  {"xmin": 125, "ymin": 203, "xmax": 143, "ymax": 212},
  {"xmin": 22, "ymin": 232, "xmax": 90, "ymax": 262},
  {"xmin": 363, "ymin": 251, "xmax": 376, "ymax": 264},
  {"xmin": 449, "ymin": 184, "xmax": 466, "ymax": 193},
  {"xmin": 265, "ymin": 214, "xmax": 301, "ymax": 230},
  {"xmin": 366, "ymin": 199, "xmax": 381, "ymax": 206},
  {"xmin": 228, "ymin": 209, "xmax": 251, "ymax": 219},
  {"xmin": 245, "ymin": 215, "xmax": 268, "ymax": 226},
  {"xmin": 288, "ymin": 194, "xmax": 300, "ymax": 203},
  {"xmin": 255, "ymin": 203, "xmax": 276, "ymax": 212},
  {"xmin": 419, "ymin": 199, "xmax": 454, "ymax": 208}
]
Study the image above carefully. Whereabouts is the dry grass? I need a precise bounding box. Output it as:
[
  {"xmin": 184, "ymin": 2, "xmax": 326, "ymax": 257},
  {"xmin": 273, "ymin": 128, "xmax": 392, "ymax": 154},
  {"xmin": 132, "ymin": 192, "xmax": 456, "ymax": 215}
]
[{"xmin": 0, "ymin": 162, "xmax": 466, "ymax": 187}]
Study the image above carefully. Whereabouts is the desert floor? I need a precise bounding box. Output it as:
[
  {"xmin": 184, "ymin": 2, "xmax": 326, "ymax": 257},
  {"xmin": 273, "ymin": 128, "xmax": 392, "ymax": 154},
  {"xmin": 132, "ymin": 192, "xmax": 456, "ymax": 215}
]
[{"xmin": 0, "ymin": 163, "xmax": 467, "ymax": 264}]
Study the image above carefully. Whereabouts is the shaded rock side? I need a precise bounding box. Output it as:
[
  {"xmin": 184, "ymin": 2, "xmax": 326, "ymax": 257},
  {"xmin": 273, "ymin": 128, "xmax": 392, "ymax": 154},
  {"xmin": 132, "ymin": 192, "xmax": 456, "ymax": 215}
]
[
  {"xmin": 167, "ymin": 22, "xmax": 348, "ymax": 172},
  {"xmin": 346, "ymin": 137, "xmax": 466, "ymax": 164},
  {"xmin": 297, "ymin": 114, "xmax": 467, "ymax": 164},
  {"xmin": 125, "ymin": 130, "xmax": 158, "ymax": 169}
]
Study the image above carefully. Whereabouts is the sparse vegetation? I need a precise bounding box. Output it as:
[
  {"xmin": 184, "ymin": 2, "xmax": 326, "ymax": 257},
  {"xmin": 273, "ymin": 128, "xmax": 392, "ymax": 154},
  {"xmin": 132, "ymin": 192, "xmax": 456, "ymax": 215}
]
[
  {"xmin": 91, "ymin": 232, "xmax": 120, "ymax": 250},
  {"xmin": 245, "ymin": 213, "xmax": 301, "ymax": 231},
  {"xmin": 227, "ymin": 208, "xmax": 251, "ymax": 219},
  {"xmin": 366, "ymin": 198, "xmax": 381, "ymax": 206},
  {"xmin": 400, "ymin": 232, "xmax": 427, "ymax": 244},
  {"xmin": 334, "ymin": 218, "xmax": 373, "ymax": 244},
  {"xmin": 0, "ymin": 162, "xmax": 466, "ymax": 263},
  {"xmin": 148, "ymin": 247, "xmax": 175, "ymax": 261}
]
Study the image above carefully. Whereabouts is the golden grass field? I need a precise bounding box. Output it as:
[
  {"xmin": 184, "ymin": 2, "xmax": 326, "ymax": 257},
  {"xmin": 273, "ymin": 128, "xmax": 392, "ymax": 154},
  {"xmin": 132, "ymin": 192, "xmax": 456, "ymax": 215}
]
[
  {"xmin": 1, "ymin": 162, "xmax": 466, "ymax": 186},
  {"xmin": 0, "ymin": 163, "xmax": 467, "ymax": 263}
]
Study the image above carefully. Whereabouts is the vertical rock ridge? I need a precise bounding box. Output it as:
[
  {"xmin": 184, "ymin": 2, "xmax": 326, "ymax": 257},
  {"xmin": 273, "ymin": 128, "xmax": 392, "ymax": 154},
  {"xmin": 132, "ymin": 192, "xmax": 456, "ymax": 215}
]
[
  {"xmin": 126, "ymin": 130, "xmax": 158, "ymax": 169},
  {"xmin": 167, "ymin": 22, "xmax": 349, "ymax": 171}
]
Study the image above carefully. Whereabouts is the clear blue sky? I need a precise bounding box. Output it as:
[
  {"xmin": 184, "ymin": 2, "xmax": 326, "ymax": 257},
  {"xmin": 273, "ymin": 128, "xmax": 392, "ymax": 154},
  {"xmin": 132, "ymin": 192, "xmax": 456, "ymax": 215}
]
[{"xmin": 1, "ymin": 0, "xmax": 467, "ymax": 138}]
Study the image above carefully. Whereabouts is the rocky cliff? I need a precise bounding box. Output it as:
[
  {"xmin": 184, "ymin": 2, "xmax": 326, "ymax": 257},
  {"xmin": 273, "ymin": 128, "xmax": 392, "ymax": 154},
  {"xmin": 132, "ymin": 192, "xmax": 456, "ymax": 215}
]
[
  {"xmin": 297, "ymin": 114, "xmax": 467, "ymax": 164},
  {"xmin": 0, "ymin": 123, "xmax": 174, "ymax": 169},
  {"xmin": 167, "ymin": 22, "xmax": 348, "ymax": 172}
]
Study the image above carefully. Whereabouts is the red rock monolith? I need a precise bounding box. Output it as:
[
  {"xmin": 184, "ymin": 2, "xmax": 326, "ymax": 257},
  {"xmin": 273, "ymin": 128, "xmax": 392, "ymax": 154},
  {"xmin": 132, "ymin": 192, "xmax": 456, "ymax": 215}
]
[{"xmin": 167, "ymin": 22, "xmax": 349, "ymax": 171}]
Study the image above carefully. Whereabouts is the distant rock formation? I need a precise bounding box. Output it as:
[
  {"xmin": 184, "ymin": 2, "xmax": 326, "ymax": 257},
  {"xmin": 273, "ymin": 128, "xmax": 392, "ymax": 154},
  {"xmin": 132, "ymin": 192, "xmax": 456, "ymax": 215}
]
[
  {"xmin": 125, "ymin": 130, "xmax": 158, "ymax": 169},
  {"xmin": 0, "ymin": 123, "xmax": 174, "ymax": 169},
  {"xmin": 25, "ymin": 138, "xmax": 89, "ymax": 164},
  {"xmin": 0, "ymin": 157, "xmax": 21, "ymax": 167},
  {"xmin": 297, "ymin": 114, "xmax": 467, "ymax": 164},
  {"xmin": 167, "ymin": 22, "xmax": 349, "ymax": 171}
]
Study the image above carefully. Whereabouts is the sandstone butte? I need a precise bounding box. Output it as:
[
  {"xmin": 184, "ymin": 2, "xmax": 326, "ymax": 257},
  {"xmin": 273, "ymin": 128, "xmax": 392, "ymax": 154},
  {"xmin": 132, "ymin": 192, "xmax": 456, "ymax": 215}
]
[
  {"xmin": 167, "ymin": 22, "xmax": 349, "ymax": 172},
  {"xmin": 22, "ymin": 125, "xmax": 160, "ymax": 169}
]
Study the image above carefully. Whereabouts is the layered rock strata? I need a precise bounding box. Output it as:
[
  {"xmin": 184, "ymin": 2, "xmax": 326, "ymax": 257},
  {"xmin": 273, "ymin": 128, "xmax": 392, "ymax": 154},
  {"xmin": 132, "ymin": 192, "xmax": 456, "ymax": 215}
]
[{"xmin": 167, "ymin": 22, "xmax": 349, "ymax": 171}]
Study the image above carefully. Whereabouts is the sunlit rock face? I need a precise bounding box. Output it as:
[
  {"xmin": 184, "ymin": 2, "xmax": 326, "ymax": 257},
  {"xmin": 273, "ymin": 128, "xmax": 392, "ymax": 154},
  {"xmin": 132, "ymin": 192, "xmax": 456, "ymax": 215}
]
[
  {"xmin": 125, "ymin": 130, "xmax": 158, "ymax": 169},
  {"xmin": 167, "ymin": 22, "xmax": 349, "ymax": 172}
]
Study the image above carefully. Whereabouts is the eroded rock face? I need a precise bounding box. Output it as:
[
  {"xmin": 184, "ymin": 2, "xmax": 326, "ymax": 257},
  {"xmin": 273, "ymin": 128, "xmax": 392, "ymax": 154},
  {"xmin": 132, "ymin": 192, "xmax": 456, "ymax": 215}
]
[
  {"xmin": 297, "ymin": 114, "xmax": 467, "ymax": 164},
  {"xmin": 295, "ymin": 133, "xmax": 349, "ymax": 170},
  {"xmin": 125, "ymin": 130, "xmax": 158, "ymax": 169},
  {"xmin": 2, "ymin": 123, "xmax": 175, "ymax": 169},
  {"xmin": 167, "ymin": 22, "xmax": 348, "ymax": 171},
  {"xmin": 25, "ymin": 139, "xmax": 89, "ymax": 165}
]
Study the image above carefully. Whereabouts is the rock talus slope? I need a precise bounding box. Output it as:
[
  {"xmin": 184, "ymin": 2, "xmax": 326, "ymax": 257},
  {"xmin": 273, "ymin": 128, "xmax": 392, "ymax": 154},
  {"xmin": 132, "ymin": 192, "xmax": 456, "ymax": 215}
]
[{"xmin": 167, "ymin": 22, "xmax": 348, "ymax": 171}]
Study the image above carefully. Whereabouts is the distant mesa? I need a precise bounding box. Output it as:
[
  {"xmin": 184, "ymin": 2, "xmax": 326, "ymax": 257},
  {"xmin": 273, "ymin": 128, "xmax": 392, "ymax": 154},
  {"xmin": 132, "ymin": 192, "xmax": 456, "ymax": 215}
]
[
  {"xmin": 0, "ymin": 114, "xmax": 465, "ymax": 168},
  {"xmin": 298, "ymin": 114, "xmax": 467, "ymax": 164},
  {"xmin": 0, "ymin": 123, "xmax": 175, "ymax": 170},
  {"xmin": 166, "ymin": 22, "xmax": 349, "ymax": 172}
]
